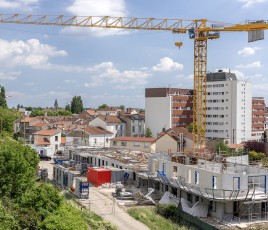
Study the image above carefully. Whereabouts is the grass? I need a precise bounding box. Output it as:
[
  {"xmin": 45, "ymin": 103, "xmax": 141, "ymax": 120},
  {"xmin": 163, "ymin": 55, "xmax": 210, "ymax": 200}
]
[{"xmin": 128, "ymin": 207, "xmax": 189, "ymax": 230}]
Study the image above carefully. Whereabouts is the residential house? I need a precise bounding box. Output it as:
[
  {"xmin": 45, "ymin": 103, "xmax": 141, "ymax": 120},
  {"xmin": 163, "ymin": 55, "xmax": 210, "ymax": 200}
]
[
  {"xmin": 110, "ymin": 136, "xmax": 156, "ymax": 153},
  {"xmin": 18, "ymin": 117, "xmax": 44, "ymax": 143},
  {"xmin": 32, "ymin": 129, "xmax": 61, "ymax": 153},
  {"xmin": 155, "ymin": 127, "xmax": 193, "ymax": 154},
  {"xmin": 66, "ymin": 126, "xmax": 114, "ymax": 148},
  {"xmin": 88, "ymin": 115, "xmax": 126, "ymax": 137},
  {"xmin": 119, "ymin": 113, "xmax": 145, "ymax": 137},
  {"xmin": 96, "ymin": 107, "xmax": 120, "ymax": 116}
]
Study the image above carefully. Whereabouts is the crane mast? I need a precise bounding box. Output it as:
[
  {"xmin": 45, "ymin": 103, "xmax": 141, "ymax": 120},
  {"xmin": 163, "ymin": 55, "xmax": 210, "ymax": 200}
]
[{"xmin": 1, "ymin": 14, "xmax": 268, "ymax": 154}]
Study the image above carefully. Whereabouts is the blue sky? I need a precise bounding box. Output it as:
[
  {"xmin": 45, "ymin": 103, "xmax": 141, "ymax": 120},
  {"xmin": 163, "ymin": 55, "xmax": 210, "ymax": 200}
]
[{"xmin": 0, "ymin": 0, "xmax": 268, "ymax": 109}]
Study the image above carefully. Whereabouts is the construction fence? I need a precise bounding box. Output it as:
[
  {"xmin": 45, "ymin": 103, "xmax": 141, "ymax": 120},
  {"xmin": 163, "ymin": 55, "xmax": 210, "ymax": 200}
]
[{"xmin": 176, "ymin": 208, "xmax": 219, "ymax": 230}]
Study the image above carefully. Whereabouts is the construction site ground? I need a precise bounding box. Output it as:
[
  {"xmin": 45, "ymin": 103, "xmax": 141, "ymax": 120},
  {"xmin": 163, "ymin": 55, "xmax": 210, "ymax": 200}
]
[
  {"xmin": 39, "ymin": 159, "xmax": 268, "ymax": 230},
  {"xmin": 39, "ymin": 159, "xmax": 149, "ymax": 230}
]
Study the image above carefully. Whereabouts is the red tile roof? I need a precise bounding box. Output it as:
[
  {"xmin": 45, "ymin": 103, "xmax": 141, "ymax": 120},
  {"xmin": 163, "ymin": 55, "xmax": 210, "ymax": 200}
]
[
  {"xmin": 164, "ymin": 127, "xmax": 193, "ymax": 140},
  {"xmin": 35, "ymin": 137, "xmax": 50, "ymax": 145},
  {"xmin": 33, "ymin": 129, "xmax": 61, "ymax": 136},
  {"xmin": 86, "ymin": 109, "xmax": 96, "ymax": 115},
  {"xmin": 21, "ymin": 117, "xmax": 39, "ymax": 123},
  {"xmin": 98, "ymin": 115, "xmax": 124, "ymax": 123},
  {"xmin": 30, "ymin": 122, "xmax": 47, "ymax": 127},
  {"xmin": 84, "ymin": 126, "xmax": 113, "ymax": 135},
  {"xmin": 111, "ymin": 136, "xmax": 156, "ymax": 142}
]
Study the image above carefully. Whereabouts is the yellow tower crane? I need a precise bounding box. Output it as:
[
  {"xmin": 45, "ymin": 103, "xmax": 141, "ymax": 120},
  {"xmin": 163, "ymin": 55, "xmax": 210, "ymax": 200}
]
[{"xmin": 1, "ymin": 14, "xmax": 268, "ymax": 153}]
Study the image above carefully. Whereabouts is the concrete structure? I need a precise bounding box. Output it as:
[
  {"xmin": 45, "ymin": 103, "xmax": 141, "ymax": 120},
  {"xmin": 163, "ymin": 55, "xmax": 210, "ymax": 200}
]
[
  {"xmin": 110, "ymin": 136, "xmax": 156, "ymax": 153},
  {"xmin": 135, "ymin": 153, "xmax": 268, "ymax": 225},
  {"xmin": 89, "ymin": 116, "xmax": 126, "ymax": 137},
  {"xmin": 119, "ymin": 114, "xmax": 145, "ymax": 137},
  {"xmin": 206, "ymin": 71, "xmax": 252, "ymax": 144},
  {"xmin": 252, "ymin": 97, "xmax": 265, "ymax": 142},
  {"xmin": 145, "ymin": 88, "xmax": 193, "ymax": 137},
  {"xmin": 66, "ymin": 126, "xmax": 114, "ymax": 148}
]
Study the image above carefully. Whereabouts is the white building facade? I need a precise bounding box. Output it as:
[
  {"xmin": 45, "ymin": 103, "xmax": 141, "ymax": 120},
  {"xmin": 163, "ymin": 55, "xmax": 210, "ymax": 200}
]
[{"xmin": 206, "ymin": 71, "xmax": 252, "ymax": 144}]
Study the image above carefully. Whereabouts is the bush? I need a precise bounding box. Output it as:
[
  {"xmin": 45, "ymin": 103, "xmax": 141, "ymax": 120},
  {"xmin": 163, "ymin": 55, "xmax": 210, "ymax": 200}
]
[{"xmin": 41, "ymin": 204, "xmax": 88, "ymax": 230}]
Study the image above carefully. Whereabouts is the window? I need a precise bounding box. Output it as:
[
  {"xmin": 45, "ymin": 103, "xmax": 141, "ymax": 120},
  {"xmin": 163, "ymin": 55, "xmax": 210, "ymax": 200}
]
[
  {"xmin": 121, "ymin": 142, "xmax": 126, "ymax": 146},
  {"xmin": 132, "ymin": 126, "xmax": 135, "ymax": 133},
  {"xmin": 113, "ymin": 141, "xmax": 117, "ymax": 146},
  {"xmin": 209, "ymin": 201, "xmax": 216, "ymax": 212},
  {"xmin": 106, "ymin": 138, "xmax": 109, "ymax": 143},
  {"xmin": 187, "ymin": 193, "xmax": 193, "ymax": 203},
  {"xmin": 94, "ymin": 138, "xmax": 97, "ymax": 144},
  {"xmin": 133, "ymin": 142, "xmax": 140, "ymax": 147},
  {"xmin": 195, "ymin": 171, "xmax": 200, "ymax": 185},
  {"xmin": 144, "ymin": 142, "xmax": 149, "ymax": 148},
  {"xmin": 212, "ymin": 176, "xmax": 217, "ymax": 189},
  {"xmin": 55, "ymin": 136, "xmax": 58, "ymax": 141}
]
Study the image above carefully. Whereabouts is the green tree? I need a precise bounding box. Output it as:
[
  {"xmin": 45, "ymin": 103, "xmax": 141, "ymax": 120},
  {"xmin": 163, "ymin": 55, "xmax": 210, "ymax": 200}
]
[
  {"xmin": 0, "ymin": 138, "xmax": 39, "ymax": 198},
  {"xmin": 145, "ymin": 128, "xmax": 153, "ymax": 138},
  {"xmin": 65, "ymin": 103, "xmax": 71, "ymax": 111},
  {"xmin": 119, "ymin": 105, "xmax": 125, "ymax": 111},
  {"xmin": 0, "ymin": 201, "xmax": 18, "ymax": 230},
  {"xmin": 186, "ymin": 123, "xmax": 193, "ymax": 133},
  {"xmin": 30, "ymin": 109, "xmax": 45, "ymax": 117},
  {"xmin": 41, "ymin": 204, "xmax": 88, "ymax": 230},
  {"xmin": 0, "ymin": 86, "xmax": 7, "ymax": 108},
  {"xmin": 0, "ymin": 108, "xmax": 21, "ymax": 134},
  {"xmin": 70, "ymin": 96, "xmax": 84, "ymax": 114},
  {"xmin": 20, "ymin": 183, "xmax": 62, "ymax": 220},
  {"xmin": 214, "ymin": 141, "xmax": 231, "ymax": 155},
  {"xmin": 98, "ymin": 104, "xmax": 108, "ymax": 110}
]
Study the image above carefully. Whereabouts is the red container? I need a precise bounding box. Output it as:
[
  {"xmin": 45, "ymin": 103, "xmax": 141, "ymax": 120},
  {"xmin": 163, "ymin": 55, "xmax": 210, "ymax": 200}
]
[{"xmin": 87, "ymin": 167, "xmax": 111, "ymax": 186}]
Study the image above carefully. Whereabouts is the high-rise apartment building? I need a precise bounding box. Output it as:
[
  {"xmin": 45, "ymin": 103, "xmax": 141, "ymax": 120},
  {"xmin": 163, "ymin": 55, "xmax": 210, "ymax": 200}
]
[
  {"xmin": 206, "ymin": 71, "xmax": 252, "ymax": 144},
  {"xmin": 145, "ymin": 88, "xmax": 193, "ymax": 137},
  {"xmin": 252, "ymin": 97, "xmax": 265, "ymax": 141}
]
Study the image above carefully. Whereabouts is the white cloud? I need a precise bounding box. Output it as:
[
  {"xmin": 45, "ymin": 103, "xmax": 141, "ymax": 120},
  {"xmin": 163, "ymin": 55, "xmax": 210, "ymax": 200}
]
[
  {"xmin": 236, "ymin": 61, "xmax": 263, "ymax": 68},
  {"xmin": 0, "ymin": 38, "xmax": 67, "ymax": 68},
  {"xmin": 63, "ymin": 0, "xmax": 128, "ymax": 37},
  {"xmin": 238, "ymin": 47, "xmax": 260, "ymax": 56},
  {"xmin": 152, "ymin": 57, "xmax": 183, "ymax": 72},
  {"xmin": 0, "ymin": 0, "xmax": 39, "ymax": 9},
  {"xmin": 239, "ymin": 0, "xmax": 267, "ymax": 8},
  {"xmin": 65, "ymin": 80, "xmax": 76, "ymax": 84},
  {"xmin": 0, "ymin": 71, "xmax": 20, "ymax": 80},
  {"xmin": 85, "ymin": 62, "xmax": 151, "ymax": 89}
]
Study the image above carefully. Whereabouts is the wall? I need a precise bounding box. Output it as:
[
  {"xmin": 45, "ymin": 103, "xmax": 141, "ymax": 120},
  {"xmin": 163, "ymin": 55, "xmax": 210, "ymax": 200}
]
[
  {"xmin": 145, "ymin": 96, "xmax": 172, "ymax": 137},
  {"xmin": 155, "ymin": 134, "xmax": 178, "ymax": 153}
]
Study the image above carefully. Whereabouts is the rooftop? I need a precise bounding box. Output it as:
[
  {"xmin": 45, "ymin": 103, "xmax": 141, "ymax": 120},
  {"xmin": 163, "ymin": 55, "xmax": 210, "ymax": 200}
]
[
  {"xmin": 33, "ymin": 129, "xmax": 61, "ymax": 136},
  {"xmin": 111, "ymin": 136, "xmax": 157, "ymax": 142}
]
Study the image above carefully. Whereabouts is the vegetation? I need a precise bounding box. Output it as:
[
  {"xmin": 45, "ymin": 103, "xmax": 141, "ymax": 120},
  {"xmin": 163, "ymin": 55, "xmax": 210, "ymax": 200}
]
[
  {"xmin": 81, "ymin": 210, "xmax": 117, "ymax": 230},
  {"xmin": 70, "ymin": 96, "xmax": 84, "ymax": 114},
  {"xmin": 128, "ymin": 206, "xmax": 188, "ymax": 230},
  {"xmin": 244, "ymin": 141, "xmax": 266, "ymax": 154},
  {"xmin": 0, "ymin": 138, "xmax": 39, "ymax": 198},
  {"xmin": 30, "ymin": 109, "xmax": 72, "ymax": 117},
  {"xmin": 214, "ymin": 141, "xmax": 231, "ymax": 155},
  {"xmin": 186, "ymin": 123, "xmax": 193, "ymax": 133},
  {"xmin": 98, "ymin": 103, "xmax": 109, "ymax": 110},
  {"xmin": 0, "ymin": 85, "xmax": 7, "ymax": 108},
  {"xmin": 41, "ymin": 204, "xmax": 88, "ymax": 230},
  {"xmin": 145, "ymin": 127, "xmax": 153, "ymax": 138},
  {"xmin": 248, "ymin": 151, "xmax": 265, "ymax": 161},
  {"xmin": 0, "ymin": 108, "xmax": 21, "ymax": 134}
]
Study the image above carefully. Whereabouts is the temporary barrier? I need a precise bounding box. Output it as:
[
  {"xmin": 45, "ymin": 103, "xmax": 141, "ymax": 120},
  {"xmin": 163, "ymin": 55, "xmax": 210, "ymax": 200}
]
[
  {"xmin": 74, "ymin": 177, "xmax": 89, "ymax": 198},
  {"xmin": 87, "ymin": 167, "xmax": 111, "ymax": 186}
]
